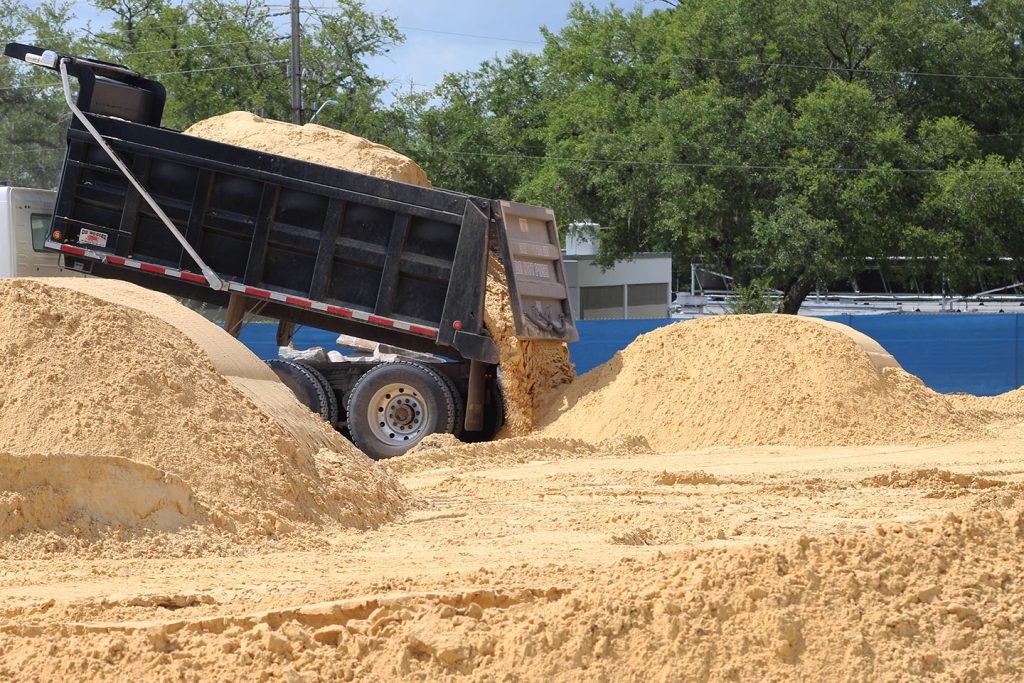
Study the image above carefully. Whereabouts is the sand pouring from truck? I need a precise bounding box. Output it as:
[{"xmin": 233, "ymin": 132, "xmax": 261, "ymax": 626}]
[{"xmin": 4, "ymin": 43, "xmax": 578, "ymax": 458}]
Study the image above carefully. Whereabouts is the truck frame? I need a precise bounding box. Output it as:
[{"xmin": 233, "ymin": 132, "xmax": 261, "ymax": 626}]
[{"xmin": 5, "ymin": 42, "xmax": 578, "ymax": 458}]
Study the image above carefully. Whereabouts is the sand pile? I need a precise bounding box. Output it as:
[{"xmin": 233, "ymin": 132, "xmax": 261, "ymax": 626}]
[
  {"xmin": 0, "ymin": 279, "xmax": 408, "ymax": 538},
  {"xmin": 184, "ymin": 112, "xmax": 432, "ymax": 187},
  {"xmin": 537, "ymin": 315, "xmax": 982, "ymax": 450},
  {"xmin": 186, "ymin": 112, "xmax": 575, "ymax": 434}
]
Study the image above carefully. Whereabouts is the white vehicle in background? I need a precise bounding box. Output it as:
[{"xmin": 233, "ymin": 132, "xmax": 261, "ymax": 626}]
[{"xmin": 0, "ymin": 184, "xmax": 79, "ymax": 278}]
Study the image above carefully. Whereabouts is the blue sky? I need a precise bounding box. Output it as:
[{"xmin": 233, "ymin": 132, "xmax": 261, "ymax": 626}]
[
  {"xmin": 65, "ymin": 0, "xmax": 588, "ymax": 100},
  {"xmin": 361, "ymin": 0, "xmax": 579, "ymax": 99}
]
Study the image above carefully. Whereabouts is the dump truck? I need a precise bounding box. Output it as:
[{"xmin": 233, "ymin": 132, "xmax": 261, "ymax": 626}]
[{"xmin": 4, "ymin": 43, "xmax": 578, "ymax": 458}]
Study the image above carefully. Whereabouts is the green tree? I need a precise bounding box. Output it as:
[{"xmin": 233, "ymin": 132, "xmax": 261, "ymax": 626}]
[
  {"xmin": 729, "ymin": 278, "xmax": 776, "ymax": 314},
  {"xmin": 442, "ymin": 0, "xmax": 1024, "ymax": 312},
  {"xmin": 0, "ymin": 0, "xmax": 88, "ymax": 187},
  {"xmin": 90, "ymin": 0, "xmax": 401, "ymax": 134},
  {"xmin": 388, "ymin": 51, "xmax": 549, "ymax": 198},
  {"xmin": 919, "ymin": 155, "xmax": 1024, "ymax": 291},
  {"xmin": 1, "ymin": 0, "xmax": 401, "ymax": 190},
  {"xmin": 746, "ymin": 197, "xmax": 844, "ymax": 313}
]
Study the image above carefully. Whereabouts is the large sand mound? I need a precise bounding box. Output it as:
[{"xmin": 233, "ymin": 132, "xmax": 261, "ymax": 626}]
[
  {"xmin": 537, "ymin": 314, "xmax": 981, "ymax": 449},
  {"xmin": 0, "ymin": 279, "xmax": 408, "ymax": 538},
  {"xmin": 185, "ymin": 112, "xmax": 575, "ymax": 434}
]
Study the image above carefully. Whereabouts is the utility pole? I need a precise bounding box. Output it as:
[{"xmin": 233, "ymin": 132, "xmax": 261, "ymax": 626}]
[
  {"xmin": 290, "ymin": 0, "xmax": 302, "ymax": 125},
  {"xmin": 277, "ymin": 0, "xmax": 301, "ymax": 346}
]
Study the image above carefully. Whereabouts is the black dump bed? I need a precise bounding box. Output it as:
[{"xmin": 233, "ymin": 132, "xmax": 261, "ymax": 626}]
[{"xmin": 5, "ymin": 43, "xmax": 578, "ymax": 363}]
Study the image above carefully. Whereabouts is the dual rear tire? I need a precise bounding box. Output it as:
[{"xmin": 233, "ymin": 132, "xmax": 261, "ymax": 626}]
[
  {"xmin": 346, "ymin": 361, "xmax": 457, "ymax": 460},
  {"xmin": 270, "ymin": 358, "xmax": 505, "ymax": 460}
]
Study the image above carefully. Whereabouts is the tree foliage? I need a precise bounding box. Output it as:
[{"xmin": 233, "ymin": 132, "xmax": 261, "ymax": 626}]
[
  {"xmin": 397, "ymin": 0, "xmax": 1024, "ymax": 312},
  {"xmin": 0, "ymin": 0, "xmax": 400, "ymax": 187},
  {"xmin": 3, "ymin": 0, "xmax": 1024, "ymax": 313}
]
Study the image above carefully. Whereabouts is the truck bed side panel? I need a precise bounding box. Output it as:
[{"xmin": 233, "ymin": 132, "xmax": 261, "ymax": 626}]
[{"xmin": 53, "ymin": 116, "xmax": 488, "ymax": 337}]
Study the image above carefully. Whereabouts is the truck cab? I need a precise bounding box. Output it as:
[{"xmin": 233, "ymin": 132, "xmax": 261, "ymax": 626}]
[{"xmin": 0, "ymin": 185, "xmax": 69, "ymax": 278}]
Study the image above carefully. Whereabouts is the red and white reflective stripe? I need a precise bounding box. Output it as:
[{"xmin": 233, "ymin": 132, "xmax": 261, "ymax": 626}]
[
  {"xmin": 46, "ymin": 240, "xmax": 440, "ymax": 339},
  {"xmin": 47, "ymin": 241, "xmax": 209, "ymax": 284},
  {"xmin": 227, "ymin": 282, "xmax": 438, "ymax": 338}
]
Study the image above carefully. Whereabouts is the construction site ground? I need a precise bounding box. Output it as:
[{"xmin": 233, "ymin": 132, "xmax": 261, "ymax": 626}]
[
  {"xmin": 3, "ymin": 427, "xmax": 1023, "ymax": 681},
  {"xmin": 4, "ymin": 121, "xmax": 1022, "ymax": 680}
]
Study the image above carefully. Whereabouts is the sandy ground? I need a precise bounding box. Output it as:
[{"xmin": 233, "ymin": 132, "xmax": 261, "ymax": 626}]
[
  {"xmin": 3, "ymin": 423, "xmax": 1023, "ymax": 680},
  {"xmin": 14, "ymin": 115, "xmax": 1020, "ymax": 680}
]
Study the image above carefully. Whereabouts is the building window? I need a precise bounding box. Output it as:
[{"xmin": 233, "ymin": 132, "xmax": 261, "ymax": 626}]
[
  {"xmin": 627, "ymin": 283, "xmax": 667, "ymax": 306},
  {"xmin": 30, "ymin": 214, "xmax": 49, "ymax": 252},
  {"xmin": 580, "ymin": 285, "xmax": 624, "ymax": 319},
  {"xmin": 627, "ymin": 283, "xmax": 669, "ymax": 319}
]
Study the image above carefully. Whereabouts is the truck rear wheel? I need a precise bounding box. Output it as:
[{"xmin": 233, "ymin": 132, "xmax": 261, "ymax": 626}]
[
  {"xmin": 460, "ymin": 375, "xmax": 505, "ymax": 443},
  {"xmin": 266, "ymin": 360, "xmax": 338, "ymax": 426},
  {"xmin": 346, "ymin": 361, "xmax": 457, "ymax": 459}
]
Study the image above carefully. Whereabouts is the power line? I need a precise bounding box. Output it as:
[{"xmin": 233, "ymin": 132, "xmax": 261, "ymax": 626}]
[
  {"xmin": 3, "ymin": 147, "xmax": 63, "ymax": 156},
  {"xmin": 16, "ymin": 6, "xmax": 1024, "ymax": 84},
  {"xmin": 0, "ymin": 59, "xmax": 288, "ymax": 90},
  {"xmin": 14, "ymin": 4, "xmax": 1024, "ymax": 83},
  {"xmin": 18, "ymin": 0, "xmax": 96, "ymax": 8},
  {"xmin": 120, "ymin": 35, "xmax": 288, "ymax": 57},
  {"xmin": 13, "ymin": 10, "xmax": 288, "ymax": 42},
  {"xmin": 393, "ymin": 144, "xmax": 1024, "ymax": 176},
  {"xmin": 298, "ymin": 11, "xmax": 1024, "ymax": 85},
  {"xmin": 6, "ymin": 135, "xmax": 1022, "ymax": 177},
  {"xmin": 404, "ymin": 25, "xmax": 1024, "ymax": 83},
  {"xmin": 154, "ymin": 59, "xmax": 288, "ymax": 77}
]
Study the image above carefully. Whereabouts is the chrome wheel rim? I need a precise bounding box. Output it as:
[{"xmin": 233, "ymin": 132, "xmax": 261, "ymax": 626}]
[{"xmin": 367, "ymin": 383, "xmax": 428, "ymax": 445}]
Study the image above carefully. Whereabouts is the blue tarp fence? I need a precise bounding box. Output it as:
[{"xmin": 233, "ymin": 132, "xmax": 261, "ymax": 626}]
[
  {"xmin": 238, "ymin": 314, "xmax": 1024, "ymax": 397},
  {"xmin": 573, "ymin": 315, "xmax": 1024, "ymax": 396}
]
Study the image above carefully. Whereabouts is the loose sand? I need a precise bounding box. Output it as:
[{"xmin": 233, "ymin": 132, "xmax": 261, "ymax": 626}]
[
  {"xmin": 537, "ymin": 314, "xmax": 989, "ymax": 449},
  {"xmin": 0, "ymin": 279, "xmax": 408, "ymax": 541},
  {"xmin": 483, "ymin": 255, "xmax": 575, "ymax": 435},
  {"xmin": 185, "ymin": 112, "xmax": 575, "ymax": 434},
  {"xmin": 5, "ymin": 113, "xmax": 1024, "ymax": 680},
  {"xmin": 4, "ymin": 432, "xmax": 1024, "ymax": 681},
  {"xmin": 184, "ymin": 112, "xmax": 432, "ymax": 188}
]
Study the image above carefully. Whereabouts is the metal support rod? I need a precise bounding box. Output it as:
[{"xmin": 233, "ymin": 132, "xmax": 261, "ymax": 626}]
[
  {"xmin": 290, "ymin": 0, "xmax": 302, "ymax": 125},
  {"xmin": 276, "ymin": 319, "xmax": 296, "ymax": 347},
  {"xmin": 225, "ymin": 292, "xmax": 247, "ymax": 337},
  {"xmin": 59, "ymin": 59, "xmax": 224, "ymax": 290},
  {"xmin": 284, "ymin": 1, "xmax": 302, "ymax": 345}
]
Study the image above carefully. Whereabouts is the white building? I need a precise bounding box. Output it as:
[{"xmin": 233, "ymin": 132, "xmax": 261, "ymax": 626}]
[{"xmin": 562, "ymin": 225, "xmax": 672, "ymax": 320}]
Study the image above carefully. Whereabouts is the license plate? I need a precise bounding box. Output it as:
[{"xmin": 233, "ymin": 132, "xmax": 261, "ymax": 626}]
[{"xmin": 78, "ymin": 228, "xmax": 108, "ymax": 248}]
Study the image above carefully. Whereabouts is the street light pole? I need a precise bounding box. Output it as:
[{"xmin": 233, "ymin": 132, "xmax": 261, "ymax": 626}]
[{"xmin": 309, "ymin": 99, "xmax": 339, "ymax": 124}]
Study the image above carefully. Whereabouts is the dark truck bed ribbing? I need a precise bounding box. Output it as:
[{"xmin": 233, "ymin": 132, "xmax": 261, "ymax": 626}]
[{"xmin": 6, "ymin": 42, "xmax": 578, "ymax": 458}]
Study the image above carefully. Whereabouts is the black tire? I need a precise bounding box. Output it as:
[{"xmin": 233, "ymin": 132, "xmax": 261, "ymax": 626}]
[
  {"xmin": 266, "ymin": 360, "xmax": 339, "ymax": 426},
  {"xmin": 346, "ymin": 361, "xmax": 457, "ymax": 459},
  {"xmin": 438, "ymin": 371, "xmax": 466, "ymax": 439},
  {"xmin": 460, "ymin": 373, "xmax": 506, "ymax": 443}
]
